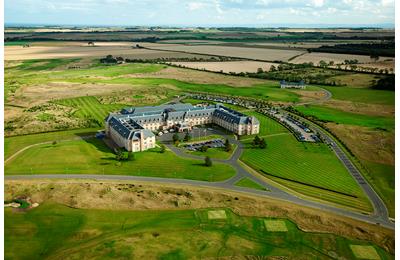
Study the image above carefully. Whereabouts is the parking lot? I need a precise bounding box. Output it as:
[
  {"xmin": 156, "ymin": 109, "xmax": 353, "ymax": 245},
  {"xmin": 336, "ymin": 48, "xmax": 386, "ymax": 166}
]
[
  {"xmin": 157, "ymin": 127, "xmax": 219, "ymax": 143},
  {"xmin": 183, "ymin": 139, "xmax": 224, "ymax": 151}
]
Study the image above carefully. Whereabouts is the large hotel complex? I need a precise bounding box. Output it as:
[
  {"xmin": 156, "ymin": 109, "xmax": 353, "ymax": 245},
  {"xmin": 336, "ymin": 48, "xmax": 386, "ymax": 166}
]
[{"xmin": 105, "ymin": 103, "xmax": 260, "ymax": 152}]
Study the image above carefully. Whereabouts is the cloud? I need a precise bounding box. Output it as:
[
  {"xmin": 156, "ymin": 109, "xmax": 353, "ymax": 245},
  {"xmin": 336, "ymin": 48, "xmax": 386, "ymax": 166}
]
[
  {"xmin": 312, "ymin": 0, "xmax": 324, "ymax": 7},
  {"xmin": 187, "ymin": 2, "xmax": 206, "ymax": 11}
]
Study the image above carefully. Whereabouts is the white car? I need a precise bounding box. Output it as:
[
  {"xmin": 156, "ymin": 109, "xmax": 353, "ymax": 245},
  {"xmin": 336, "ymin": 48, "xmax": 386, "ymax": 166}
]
[
  {"xmin": 158, "ymin": 132, "xmax": 163, "ymax": 136},
  {"xmin": 163, "ymin": 130, "xmax": 169, "ymax": 134}
]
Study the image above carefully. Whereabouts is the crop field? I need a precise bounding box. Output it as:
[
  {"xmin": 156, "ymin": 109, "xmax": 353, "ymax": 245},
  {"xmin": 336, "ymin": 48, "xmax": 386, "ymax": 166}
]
[
  {"xmin": 240, "ymin": 134, "xmax": 371, "ymax": 211},
  {"xmin": 291, "ymin": 52, "xmax": 393, "ymax": 65},
  {"xmin": 5, "ymin": 203, "xmax": 393, "ymax": 259},
  {"xmin": 5, "ymin": 138, "xmax": 235, "ymax": 181},
  {"xmin": 142, "ymin": 43, "xmax": 305, "ymax": 62},
  {"xmin": 4, "ymin": 43, "xmax": 217, "ymax": 60},
  {"xmin": 53, "ymin": 96, "xmax": 127, "ymax": 125},
  {"xmin": 170, "ymin": 61, "xmax": 280, "ymax": 73}
]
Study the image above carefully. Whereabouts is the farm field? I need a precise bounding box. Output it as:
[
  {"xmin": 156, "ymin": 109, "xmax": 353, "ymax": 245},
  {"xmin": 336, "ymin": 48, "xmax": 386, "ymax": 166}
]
[
  {"xmin": 240, "ymin": 134, "xmax": 372, "ymax": 212},
  {"xmin": 291, "ymin": 52, "xmax": 394, "ymax": 66},
  {"xmin": 4, "ymin": 138, "xmax": 235, "ymax": 181},
  {"xmin": 4, "ymin": 42, "xmax": 217, "ymax": 60},
  {"xmin": 141, "ymin": 43, "xmax": 305, "ymax": 62},
  {"xmin": 4, "ymin": 203, "xmax": 393, "ymax": 259},
  {"xmin": 170, "ymin": 61, "xmax": 280, "ymax": 73}
]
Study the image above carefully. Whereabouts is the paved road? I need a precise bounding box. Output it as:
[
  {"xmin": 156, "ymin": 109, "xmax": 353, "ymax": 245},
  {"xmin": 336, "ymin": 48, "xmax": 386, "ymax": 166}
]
[
  {"xmin": 297, "ymin": 87, "xmax": 332, "ymax": 106},
  {"xmin": 6, "ymin": 127, "xmax": 393, "ymax": 230}
]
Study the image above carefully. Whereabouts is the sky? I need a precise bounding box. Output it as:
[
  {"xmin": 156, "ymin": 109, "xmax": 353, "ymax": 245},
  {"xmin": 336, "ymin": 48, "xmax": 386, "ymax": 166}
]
[{"xmin": 5, "ymin": 0, "xmax": 395, "ymax": 27}]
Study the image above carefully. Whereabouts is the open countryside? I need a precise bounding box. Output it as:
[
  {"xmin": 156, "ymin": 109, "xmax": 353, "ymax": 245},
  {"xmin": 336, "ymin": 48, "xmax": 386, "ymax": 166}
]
[{"xmin": 3, "ymin": 2, "xmax": 395, "ymax": 258}]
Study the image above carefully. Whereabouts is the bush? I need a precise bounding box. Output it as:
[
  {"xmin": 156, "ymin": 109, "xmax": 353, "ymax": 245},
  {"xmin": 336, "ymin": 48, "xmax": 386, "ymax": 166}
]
[
  {"xmin": 204, "ymin": 156, "xmax": 212, "ymax": 167},
  {"xmin": 160, "ymin": 144, "xmax": 166, "ymax": 153}
]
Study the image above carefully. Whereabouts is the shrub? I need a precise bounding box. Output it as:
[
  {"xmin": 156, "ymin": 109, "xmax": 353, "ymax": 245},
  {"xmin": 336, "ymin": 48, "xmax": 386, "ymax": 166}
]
[{"xmin": 204, "ymin": 156, "xmax": 212, "ymax": 167}]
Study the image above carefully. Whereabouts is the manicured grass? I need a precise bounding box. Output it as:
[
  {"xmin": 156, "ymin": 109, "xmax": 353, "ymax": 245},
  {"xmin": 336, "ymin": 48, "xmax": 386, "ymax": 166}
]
[
  {"xmin": 5, "ymin": 138, "xmax": 235, "ymax": 182},
  {"xmin": 187, "ymin": 144, "xmax": 236, "ymax": 160},
  {"xmin": 322, "ymin": 86, "xmax": 395, "ymax": 105},
  {"xmin": 5, "ymin": 204, "xmax": 393, "ymax": 259},
  {"xmin": 234, "ymin": 178, "xmax": 267, "ymax": 191},
  {"xmin": 4, "ymin": 128, "xmax": 99, "ymax": 160},
  {"xmin": 53, "ymin": 96, "xmax": 127, "ymax": 125},
  {"xmin": 240, "ymin": 134, "xmax": 371, "ymax": 211},
  {"xmin": 243, "ymin": 111, "xmax": 287, "ymax": 137},
  {"xmin": 296, "ymin": 105, "xmax": 394, "ymax": 130}
]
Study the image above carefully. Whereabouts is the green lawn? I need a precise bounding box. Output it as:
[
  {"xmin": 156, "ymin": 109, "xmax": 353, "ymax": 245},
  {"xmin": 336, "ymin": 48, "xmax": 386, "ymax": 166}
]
[
  {"xmin": 4, "ymin": 128, "xmax": 100, "ymax": 160},
  {"xmin": 240, "ymin": 134, "xmax": 371, "ymax": 212},
  {"xmin": 295, "ymin": 105, "xmax": 394, "ymax": 130},
  {"xmin": 234, "ymin": 178, "xmax": 267, "ymax": 191},
  {"xmin": 187, "ymin": 144, "xmax": 236, "ymax": 160},
  {"xmin": 243, "ymin": 111, "xmax": 288, "ymax": 137},
  {"xmin": 5, "ymin": 138, "xmax": 235, "ymax": 182},
  {"xmin": 5, "ymin": 203, "xmax": 393, "ymax": 259},
  {"xmin": 53, "ymin": 96, "xmax": 127, "ymax": 125},
  {"xmin": 322, "ymin": 86, "xmax": 395, "ymax": 105}
]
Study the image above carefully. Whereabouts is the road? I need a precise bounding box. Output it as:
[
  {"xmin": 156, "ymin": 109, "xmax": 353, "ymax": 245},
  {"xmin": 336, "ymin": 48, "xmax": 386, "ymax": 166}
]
[{"xmin": 6, "ymin": 127, "xmax": 394, "ymax": 230}]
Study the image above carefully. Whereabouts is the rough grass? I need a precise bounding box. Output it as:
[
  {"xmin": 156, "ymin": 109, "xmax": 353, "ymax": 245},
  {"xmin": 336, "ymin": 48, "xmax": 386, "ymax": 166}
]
[
  {"xmin": 5, "ymin": 138, "xmax": 235, "ymax": 182},
  {"xmin": 234, "ymin": 178, "xmax": 267, "ymax": 191},
  {"xmin": 4, "ymin": 203, "xmax": 393, "ymax": 259},
  {"xmin": 240, "ymin": 134, "xmax": 371, "ymax": 211}
]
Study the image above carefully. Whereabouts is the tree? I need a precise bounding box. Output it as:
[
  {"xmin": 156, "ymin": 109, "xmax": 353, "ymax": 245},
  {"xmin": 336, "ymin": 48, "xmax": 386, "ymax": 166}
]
[
  {"xmin": 257, "ymin": 68, "xmax": 264, "ymax": 74},
  {"xmin": 269, "ymin": 65, "xmax": 276, "ymax": 72},
  {"xmin": 160, "ymin": 144, "xmax": 166, "ymax": 153},
  {"xmin": 259, "ymin": 138, "xmax": 267, "ymax": 149},
  {"xmin": 128, "ymin": 151, "xmax": 135, "ymax": 161},
  {"xmin": 183, "ymin": 132, "xmax": 191, "ymax": 142},
  {"xmin": 224, "ymin": 139, "xmax": 232, "ymax": 152},
  {"xmin": 204, "ymin": 156, "xmax": 212, "ymax": 167},
  {"xmin": 88, "ymin": 41, "xmax": 94, "ymax": 46},
  {"xmin": 200, "ymin": 145, "xmax": 209, "ymax": 152},
  {"xmin": 52, "ymin": 140, "xmax": 57, "ymax": 145},
  {"xmin": 252, "ymin": 135, "xmax": 261, "ymax": 147},
  {"xmin": 172, "ymin": 133, "xmax": 180, "ymax": 143}
]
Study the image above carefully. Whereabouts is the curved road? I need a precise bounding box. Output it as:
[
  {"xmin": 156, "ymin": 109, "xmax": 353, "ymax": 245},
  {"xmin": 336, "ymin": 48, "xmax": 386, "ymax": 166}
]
[{"xmin": 6, "ymin": 128, "xmax": 394, "ymax": 230}]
